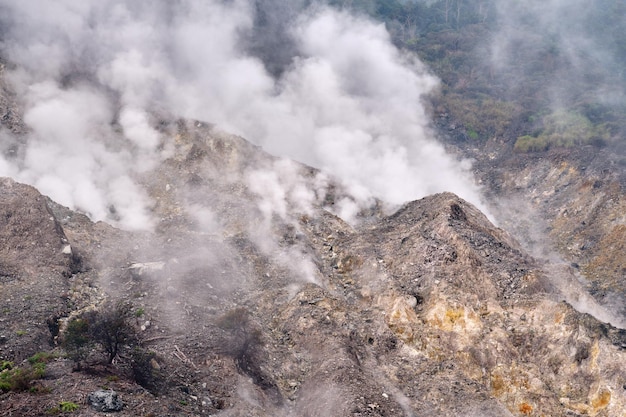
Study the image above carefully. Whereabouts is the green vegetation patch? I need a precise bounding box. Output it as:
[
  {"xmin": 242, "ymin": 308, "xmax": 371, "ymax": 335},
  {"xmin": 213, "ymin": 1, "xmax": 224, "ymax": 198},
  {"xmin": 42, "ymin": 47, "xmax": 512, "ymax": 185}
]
[
  {"xmin": 29, "ymin": 351, "xmax": 56, "ymax": 365},
  {"xmin": 514, "ymin": 135, "xmax": 550, "ymax": 153},
  {"xmin": 59, "ymin": 401, "xmax": 79, "ymax": 412},
  {"xmin": 0, "ymin": 362, "xmax": 46, "ymax": 392},
  {"xmin": 515, "ymin": 110, "xmax": 610, "ymax": 152},
  {"xmin": 442, "ymin": 93, "xmax": 519, "ymax": 139}
]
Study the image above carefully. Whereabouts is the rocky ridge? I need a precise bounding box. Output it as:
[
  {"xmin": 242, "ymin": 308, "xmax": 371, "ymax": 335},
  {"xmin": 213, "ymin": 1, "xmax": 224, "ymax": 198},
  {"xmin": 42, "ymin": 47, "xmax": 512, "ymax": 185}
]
[
  {"xmin": 1, "ymin": 122, "xmax": 626, "ymax": 416},
  {"xmin": 438, "ymin": 112, "xmax": 626, "ymax": 317}
]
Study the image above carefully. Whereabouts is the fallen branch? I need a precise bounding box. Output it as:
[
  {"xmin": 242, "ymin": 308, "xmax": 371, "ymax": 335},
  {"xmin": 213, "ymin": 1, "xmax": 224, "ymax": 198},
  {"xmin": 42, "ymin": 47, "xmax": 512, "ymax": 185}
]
[
  {"xmin": 173, "ymin": 345, "xmax": 197, "ymax": 369},
  {"xmin": 141, "ymin": 335, "xmax": 174, "ymax": 344}
]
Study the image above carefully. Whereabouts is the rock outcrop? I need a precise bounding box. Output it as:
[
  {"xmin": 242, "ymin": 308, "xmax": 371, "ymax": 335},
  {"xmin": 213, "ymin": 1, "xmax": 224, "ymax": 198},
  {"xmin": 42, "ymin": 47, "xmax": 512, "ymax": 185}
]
[
  {"xmin": 87, "ymin": 390, "xmax": 123, "ymax": 412},
  {"xmin": 0, "ymin": 178, "xmax": 74, "ymax": 365}
]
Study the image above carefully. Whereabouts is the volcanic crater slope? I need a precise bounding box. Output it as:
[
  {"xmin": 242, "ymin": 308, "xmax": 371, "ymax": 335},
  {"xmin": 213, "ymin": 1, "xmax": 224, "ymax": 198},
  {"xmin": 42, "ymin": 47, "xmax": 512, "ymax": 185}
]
[{"xmin": 1, "ymin": 123, "xmax": 626, "ymax": 416}]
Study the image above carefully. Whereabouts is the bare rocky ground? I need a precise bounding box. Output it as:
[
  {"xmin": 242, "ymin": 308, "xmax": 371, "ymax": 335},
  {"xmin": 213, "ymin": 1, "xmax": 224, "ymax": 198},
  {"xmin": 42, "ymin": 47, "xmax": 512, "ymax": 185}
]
[
  {"xmin": 435, "ymin": 107, "xmax": 626, "ymax": 320},
  {"xmin": 470, "ymin": 141, "xmax": 626, "ymax": 316},
  {"xmin": 2, "ymin": 119, "xmax": 626, "ymax": 416}
]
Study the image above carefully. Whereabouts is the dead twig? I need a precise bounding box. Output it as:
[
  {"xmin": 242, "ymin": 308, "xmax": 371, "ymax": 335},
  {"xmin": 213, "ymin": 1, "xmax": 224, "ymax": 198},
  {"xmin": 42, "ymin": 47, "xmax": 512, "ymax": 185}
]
[
  {"xmin": 173, "ymin": 345, "xmax": 197, "ymax": 369},
  {"xmin": 141, "ymin": 335, "xmax": 173, "ymax": 344}
]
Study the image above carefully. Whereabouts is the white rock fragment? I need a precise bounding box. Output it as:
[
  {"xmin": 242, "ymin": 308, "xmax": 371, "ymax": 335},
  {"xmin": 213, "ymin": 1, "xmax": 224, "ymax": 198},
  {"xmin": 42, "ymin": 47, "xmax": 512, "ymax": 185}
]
[{"xmin": 128, "ymin": 262, "xmax": 166, "ymax": 276}]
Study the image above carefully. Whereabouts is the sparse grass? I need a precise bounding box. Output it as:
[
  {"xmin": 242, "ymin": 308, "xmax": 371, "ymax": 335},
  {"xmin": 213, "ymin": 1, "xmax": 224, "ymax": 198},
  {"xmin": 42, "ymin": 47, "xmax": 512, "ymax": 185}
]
[
  {"xmin": 135, "ymin": 307, "xmax": 145, "ymax": 317},
  {"xmin": 16, "ymin": 329, "xmax": 27, "ymax": 336}
]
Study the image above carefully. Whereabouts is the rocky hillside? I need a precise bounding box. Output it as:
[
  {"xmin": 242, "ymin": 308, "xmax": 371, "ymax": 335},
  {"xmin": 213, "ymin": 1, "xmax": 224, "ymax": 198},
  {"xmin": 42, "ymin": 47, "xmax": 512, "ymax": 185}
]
[
  {"xmin": 2, "ymin": 122, "xmax": 626, "ymax": 416},
  {"xmin": 448, "ymin": 135, "xmax": 626, "ymax": 320}
]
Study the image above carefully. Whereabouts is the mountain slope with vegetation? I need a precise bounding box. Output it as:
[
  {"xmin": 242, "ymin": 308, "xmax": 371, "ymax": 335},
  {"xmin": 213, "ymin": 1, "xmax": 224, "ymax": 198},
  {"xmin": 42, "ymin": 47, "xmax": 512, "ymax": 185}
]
[{"xmin": 341, "ymin": 0, "xmax": 626, "ymax": 151}]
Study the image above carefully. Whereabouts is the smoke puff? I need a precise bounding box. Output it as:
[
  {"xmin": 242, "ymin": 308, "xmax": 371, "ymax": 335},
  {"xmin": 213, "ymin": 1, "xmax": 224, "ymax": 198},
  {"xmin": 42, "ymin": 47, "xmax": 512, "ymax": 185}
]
[{"xmin": 0, "ymin": 0, "xmax": 488, "ymax": 229}]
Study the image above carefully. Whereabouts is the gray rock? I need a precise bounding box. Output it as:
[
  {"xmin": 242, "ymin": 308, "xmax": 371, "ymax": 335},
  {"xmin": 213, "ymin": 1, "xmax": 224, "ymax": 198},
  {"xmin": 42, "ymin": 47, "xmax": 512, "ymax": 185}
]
[{"xmin": 87, "ymin": 390, "xmax": 123, "ymax": 412}]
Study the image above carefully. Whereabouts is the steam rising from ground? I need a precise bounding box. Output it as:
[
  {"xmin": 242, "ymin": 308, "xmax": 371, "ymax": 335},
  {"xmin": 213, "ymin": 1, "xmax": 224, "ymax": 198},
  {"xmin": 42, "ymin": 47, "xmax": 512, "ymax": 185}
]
[
  {"xmin": 0, "ymin": 0, "xmax": 486, "ymax": 229},
  {"xmin": 485, "ymin": 0, "xmax": 626, "ymax": 326},
  {"xmin": 491, "ymin": 0, "xmax": 626, "ymax": 110}
]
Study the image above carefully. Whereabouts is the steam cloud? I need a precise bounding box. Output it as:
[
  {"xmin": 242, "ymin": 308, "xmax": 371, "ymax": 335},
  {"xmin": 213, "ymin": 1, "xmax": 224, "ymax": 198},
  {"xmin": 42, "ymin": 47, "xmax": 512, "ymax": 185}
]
[
  {"xmin": 491, "ymin": 0, "xmax": 625, "ymax": 110},
  {"xmin": 0, "ymin": 0, "xmax": 487, "ymax": 229}
]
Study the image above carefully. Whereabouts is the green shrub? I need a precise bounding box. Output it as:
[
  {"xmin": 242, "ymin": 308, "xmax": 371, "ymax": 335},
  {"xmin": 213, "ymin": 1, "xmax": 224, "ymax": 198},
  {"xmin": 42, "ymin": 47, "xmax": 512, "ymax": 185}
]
[
  {"xmin": 130, "ymin": 348, "xmax": 165, "ymax": 394},
  {"xmin": 0, "ymin": 363, "xmax": 46, "ymax": 392},
  {"xmin": 83, "ymin": 301, "xmax": 138, "ymax": 364},
  {"xmin": 540, "ymin": 109, "xmax": 608, "ymax": 146},
  {"xmin": 62, "ymin": 318, "xmax": 91, "ymax": 371},
  {"xmin": 0, "ymin": 380, "xmax": 10, "ymax": 392},
  {"xmin": 28, "ymin": 352, "xmax": 56, "ymax": 365},
  {"xmin": 59, "ymin": 401, "xmax": 79, "ymax": 412},
  {"xmin": 61, "ymin": 301, "xmax": 139, "ymax": 369},
  {"xmin": 514, "ymin": 135, "xmax": 549, "ymax": 152},
  {"xmin": 516, "ymin": 109, "xmax": 611, "ymax": 152},
  {"xmin": 441, "ymin": 93, "xmax": 519, "ymax": 139}
]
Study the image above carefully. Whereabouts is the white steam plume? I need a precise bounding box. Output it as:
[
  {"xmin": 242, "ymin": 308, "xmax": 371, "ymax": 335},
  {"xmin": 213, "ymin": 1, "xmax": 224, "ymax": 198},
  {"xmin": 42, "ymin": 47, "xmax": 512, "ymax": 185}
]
[{"xmin": 0, "ymin": 0, "xmax": 487, "ymax": 228}]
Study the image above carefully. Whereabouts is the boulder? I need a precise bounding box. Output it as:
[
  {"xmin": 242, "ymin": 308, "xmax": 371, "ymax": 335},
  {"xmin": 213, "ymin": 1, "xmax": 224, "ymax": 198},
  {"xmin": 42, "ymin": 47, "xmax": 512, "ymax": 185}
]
[{"xmin": 87, "ymin": 390, "xmax": 123, "ymax": 412}]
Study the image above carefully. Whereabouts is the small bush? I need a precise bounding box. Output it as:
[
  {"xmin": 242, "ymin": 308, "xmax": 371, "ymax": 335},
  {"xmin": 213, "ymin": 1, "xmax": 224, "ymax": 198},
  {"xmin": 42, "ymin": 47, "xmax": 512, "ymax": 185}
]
[
  {"xmin": 61, "ymin": 301, "xmax": 139, "ymax": 368},
  {"xmin": 62, "ymin": 318, "xmax": 91, "ymax": 371},
  {"xmin": 84, "ymin": 301, "xmax": 138, "ymax": 364},
  {"xmin": 515, "ymin": 109, "xmax": 610, "ymax": 152},
  {"xmin": 441, "ymin": 93, "xmax": 519, "ymax": 139},
  {"xmin": 514, "ymin": 135, "xmax": 549, "ymax": 152},
  {"xmin": 59, "ymin": 401, "xmax": 79, "ymax": 412},
  {"xmin": 216, "ymin": 308, "xmax": 281, "ymax": 404},
  {"xmin": 0, "ymin": 363, "xmax": 46, "ymax": 392},
  {"xmin": 29, "ymin": 352, "xmax": 56, "ymax": 365},
  {"xmin": 130, "ymin": 348, "xmax": 165, "ymax": 394}
]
